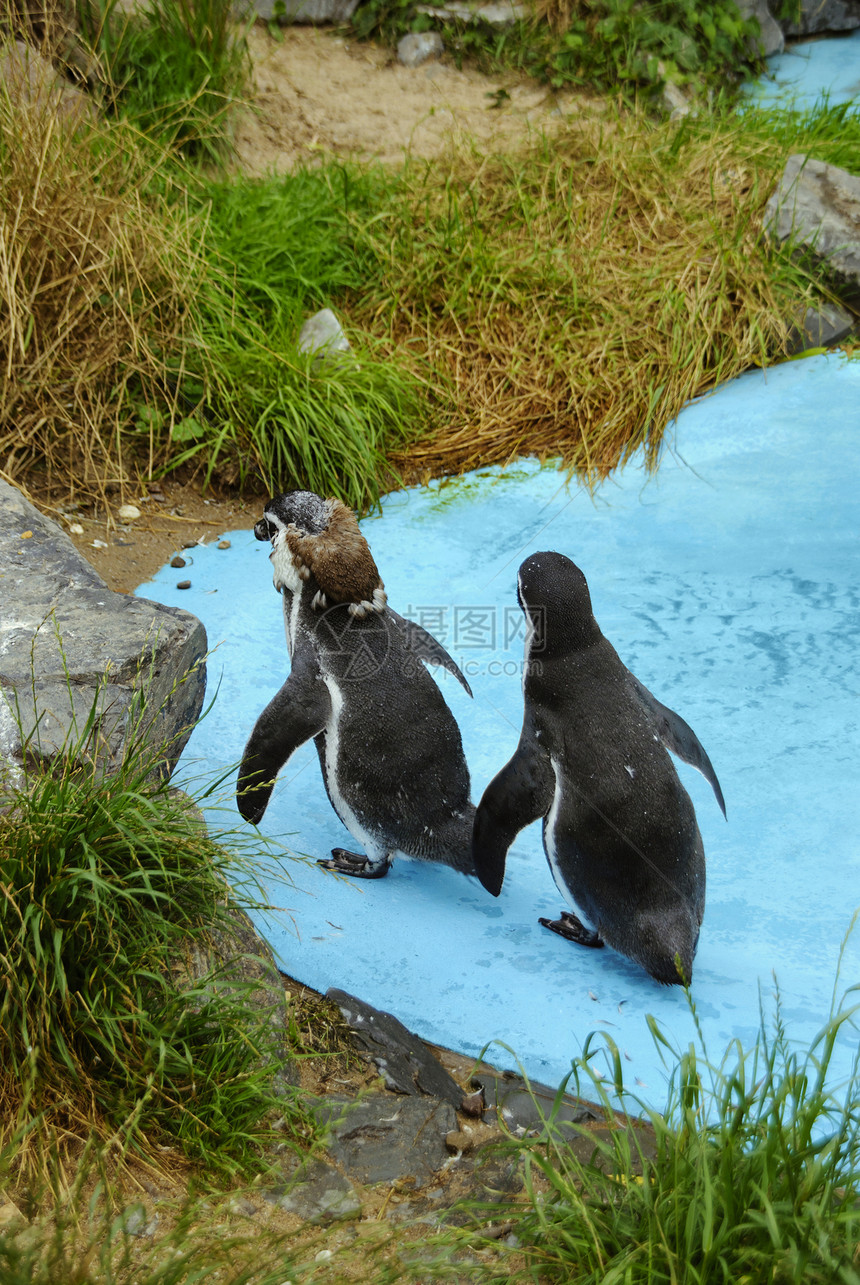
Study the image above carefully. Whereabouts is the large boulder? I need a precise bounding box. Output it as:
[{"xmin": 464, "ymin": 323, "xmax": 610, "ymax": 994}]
[
  {"xmin": 0, "ymin": 480, "xmax": 206, "ymax": 784},
  {"xmin": 736, "ymin": 0, "xmax": 785, "ymax": 56},
  {"xmin": 764, "ymin": 154, "xmax": 860, "ymax": 307},
  {"xmin": 241, "ymin": 0, "xmax": 361, "ymax": 24},
  {"xmin": 779, "ymin": 0, "xmax": 860, "ymax": 35}
]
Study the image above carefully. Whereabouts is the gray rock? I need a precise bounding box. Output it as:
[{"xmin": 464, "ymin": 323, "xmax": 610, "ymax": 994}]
[
  {"xmin": 416, "ymin": 0, "xmax": 525, "ymax": 27},
  {"xmin": 326, "ymin": 988, "xmax": 466, "ymax": 1110},
  {"xmin": 478, "ymin": 1071, "xmax": 600, "ymax": 1135},
  {"xmin": 264, "ymin": 1157, "xmax": 362, "ymax": 1222},
  {"xmin": 297, "ymin": 307, "xmax": 351, "ymax": 365},
  {"xmin": 780, "ymin": 0, "xmax": 860, "ymax": 34},
  {"xmin": 314, "ymin": 1094, "xmax": 457, "ymax": 1187},
  {"xmin": 0, "ymin": 480, "xmax": 206, "ymax": 784},
  {"xmin": 785, "ymin": 299, "xmax": 854, "ymax": 354},
  {"xmin": 0, "ymin": 39, "xmax": 95, "ymax": 130},
  {"xmin": 660, "ymin": 79, "xmax": 691, "ymax": 120},
  {"xmin": 764, "ymin": 154, "xmax": 860, "ymax": 303},
  {"xmin": 736, "ymin": 0, "xmax": 785, "ymax": 55},
  {"xmin": 120, "ymin": 1205, "xmax": 160, "ymax": 1238},
  {"xmin": 244, "ymin": 0, "xmax": 360, "ymax": 25},
  {"xmin": 397, "ymin": 31, "xmax": 445, "ymax": 67}
]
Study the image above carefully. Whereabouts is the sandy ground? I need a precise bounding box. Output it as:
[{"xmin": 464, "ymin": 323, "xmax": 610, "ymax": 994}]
[{"xmin": 232, "ymin": 24, "xmax": 583, "ymax": 173}]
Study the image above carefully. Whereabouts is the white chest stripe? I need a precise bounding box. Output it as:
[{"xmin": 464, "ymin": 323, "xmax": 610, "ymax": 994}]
[
  {"xmin": 544, "ymin": 756, "xmax": 593, "ymax": 925},
  {"xmin": 321, "ymin": 674, "xmax": 381, "ymax": 859}
]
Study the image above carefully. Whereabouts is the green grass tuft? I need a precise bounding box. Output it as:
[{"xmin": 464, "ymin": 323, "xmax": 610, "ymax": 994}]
[
  {"xmin": 169, "ymin": 164, "xmax": 430, "ymax": 508},
  {"xmin": 78, "ymin": 0, "xmax": 251, "ymax": 162},
  {"xmin": 0, "ymin": 668, "xmax": 311, "ymax": 1184}
]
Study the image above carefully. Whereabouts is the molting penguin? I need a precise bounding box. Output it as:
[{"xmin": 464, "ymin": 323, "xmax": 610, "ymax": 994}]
[
  {"xmin": 472, "ymin": 552, "xmax": 726, "ymax": 984},
  {"xmin": 237, "ymin": 491, "xmax": 476, "ymax": 879}
]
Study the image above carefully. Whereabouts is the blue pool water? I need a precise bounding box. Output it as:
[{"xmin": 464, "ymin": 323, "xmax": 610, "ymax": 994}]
[
  {"xmin": 745, "ymin": 28, "xmax": 860, "ymax": 110},
  {"xmin": 138, "ymin": 352, "xmax": 860, "ymax": 1111}
]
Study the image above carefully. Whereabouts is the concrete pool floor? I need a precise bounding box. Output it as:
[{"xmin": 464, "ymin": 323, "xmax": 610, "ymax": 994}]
[{"xmin": 138, "ymin": 351, "xmax": 860, "ymax": 1111}]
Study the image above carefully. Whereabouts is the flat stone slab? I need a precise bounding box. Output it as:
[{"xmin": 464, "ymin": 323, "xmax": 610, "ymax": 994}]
[
  {"xmin": 479, "ymin": 1073, "xmax": 601, "ymax": 1136},
  {"xmin": 416, "ymin": 0, "xmax": 525, "ymax": 26},
  {"xmin": 327, "ymin": 988, "xmax": 466, "ymax": 1110},
  {"xmin": 764, "ymin": 154, "xmax": 860, "ymax": 303},
  {"xmin": 0, "ymin": 480, "xmax": 206, "ymax": 780},
  {"xmin": 243, "ymin": 0, "xmax": 360, "ymax": 26},
  {"xmin": 264, "ymin": 1157, "xmax": 362, "ymax": 1222},
  {"xmin": 782, "ymin": 0, "xmax": 860, "ymax": 35},
  {"xmin": 314, "ymin": 1094, "xmax": 457, "ymax": 1187}
]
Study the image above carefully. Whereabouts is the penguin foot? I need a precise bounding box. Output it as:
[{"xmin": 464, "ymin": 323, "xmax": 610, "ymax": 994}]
[
  {"xmin": 539, "ymin": 910, "xmax": 604, "ymax": 949},
  {"xmin": 317, "ymin": 848, "xmax": 391, "ymax": 880}
]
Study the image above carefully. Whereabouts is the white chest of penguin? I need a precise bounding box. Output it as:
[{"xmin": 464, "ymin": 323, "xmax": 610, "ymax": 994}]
[{"xmin": 320, "ymin": 671, "xmax": 380, "ymax": 852}]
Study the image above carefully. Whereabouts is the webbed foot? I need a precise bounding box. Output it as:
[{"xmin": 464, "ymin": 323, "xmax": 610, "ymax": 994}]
[
  {"xmin": 317, "ymin": 848, "xmax": 391, "ymax": 880},
  {"xmin": 538, "ymin": 910, "xmax": 604, "ymax": 949}
]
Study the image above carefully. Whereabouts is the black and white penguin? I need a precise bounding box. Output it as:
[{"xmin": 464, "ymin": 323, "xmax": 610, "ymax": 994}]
[
  {"xmin": 237, "ymin": 491, "xmax": 476, "ymax": 879},
  {"xmin": 472, "ymin": 552, "xmax": 726, "ymax": 984}
]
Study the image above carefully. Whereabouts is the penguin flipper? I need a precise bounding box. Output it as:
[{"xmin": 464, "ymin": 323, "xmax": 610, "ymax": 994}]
[
  {"xmin": 387, "ymin": 608, "xmax": 473, "ymax": 697},
  {"xmin": 473, "ymin": 739, "xmax": 554, "ymax": 897},
  {"xmin": 630, "ymin": 677, "xmax": 727, "ymax": 819},
  {"xmin": 237, "ymin": 665, "xmax": 329, "ymax": 825}
]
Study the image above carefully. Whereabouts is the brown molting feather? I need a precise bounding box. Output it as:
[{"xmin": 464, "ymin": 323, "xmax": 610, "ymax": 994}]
[{"xmin": 284, "ymin": 499, "xmax": 385, "ymax": 611}]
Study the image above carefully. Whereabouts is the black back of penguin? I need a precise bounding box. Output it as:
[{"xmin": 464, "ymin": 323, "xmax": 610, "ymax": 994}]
[
  {"xmin": 474, "ymin": 551, "xmax": 725, "ymax": 984},
  {"xmin": 238, "ymin": 490, "xmax": 475, "ymax": 875}
]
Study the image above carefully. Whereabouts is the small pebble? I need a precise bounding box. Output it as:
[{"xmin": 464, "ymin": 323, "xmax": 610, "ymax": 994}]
[
  {"xmin": 176, "ymin": 580, "xmax": 192, "ymax": 590},
  {"xmin": 118, "ymin": 504, "xmax": 141, "ymax": 521},
  {"xmin": 170, "ymin": 556, "xmax": 187, "ymax": 568},
  {"xmin": 227, "ymin": 1197, "xmax": 258, "ymax": 1217},
  {"xmin": 314, "ymin": 1249, "xmax": 333, "ymax": 1262},
  {"xmin": 218, "ymin": 539, "xmax": 231, "ymax": 550},
  {"xmin": 182, "ymin": 539, "xmax": 197, "ymax": 549},
  {"xmin": 460, "ymin": 1088, "xmax": 485, "ymax": 1117},
  {"xmin": 69, "ymin": 522, "xmax": 84, "ymax": 535},
  {"xmin": 20, "ymin": 531, "xmax": 32, "ymax": 539},
  {"xmin": 92, "ymin": 539, "xmax": 107, "ymax": 549}
]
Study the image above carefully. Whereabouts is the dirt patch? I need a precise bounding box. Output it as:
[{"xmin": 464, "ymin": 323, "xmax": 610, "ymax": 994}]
[
  {"xmin": 48, "ymin": 480, "xmax": 264, "ymax": 595},
  {"xmin": 231, "ymin": 24, "xmax": 589, "ymax": 173}
]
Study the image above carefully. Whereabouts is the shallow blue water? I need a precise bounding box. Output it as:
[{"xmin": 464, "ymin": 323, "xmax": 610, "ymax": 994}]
[
  {"xmin": 745, "ymin": 28, "xmax": 860, "ymax": 109},
  {"xmin": 138, "ymin": 352, "xmax": 860, "ymax": 1110}
]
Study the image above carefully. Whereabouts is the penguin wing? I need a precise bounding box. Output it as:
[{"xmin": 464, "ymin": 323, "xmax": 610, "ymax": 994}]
[
  {"xmin": 473, "ymin": 737, "xmax": 555, "ymax": 896},
  {"xmin": 237, "ymin": 657, "xmax": 330, "ymax": 825},
  {"xmin": 630, "ymin": 676, "xmax": 727, "ymax": 818},
  {"xmin": 386, "ymin": 608, "xmax": 473, "ymax": 697}
]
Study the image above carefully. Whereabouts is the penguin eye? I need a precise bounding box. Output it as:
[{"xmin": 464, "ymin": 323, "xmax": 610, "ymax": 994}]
[{"xmin": 254, "ymin": 516, "xmax": 278, "ymax": 543}]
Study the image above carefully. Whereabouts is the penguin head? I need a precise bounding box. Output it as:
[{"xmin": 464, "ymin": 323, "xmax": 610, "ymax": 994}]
[
  {"xmin": 255, "ymin": 490, "xmax": 387, "ymax": 618},
  {"xmin": 517, "ymin": 552, "xmax": 601, "ymax": 653}
]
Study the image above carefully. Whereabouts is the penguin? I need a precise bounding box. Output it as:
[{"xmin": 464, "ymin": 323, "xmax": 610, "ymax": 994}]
[
  {"xmin": 237, "ymin": 491, "xmax": 476, "ymax": 880},
  {"xmin": 472, "ymin": 552, "xmax": 726, "ymax": 985}
]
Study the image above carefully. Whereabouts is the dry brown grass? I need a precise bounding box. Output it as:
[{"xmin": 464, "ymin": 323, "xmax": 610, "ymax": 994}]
[
  {"xmin": 0, "ymin": 71, "xmax": 198, "ymax": 507},
  {"xmin": 355, "ymin": 110, "xmax": 817, "ymax": 486}
]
